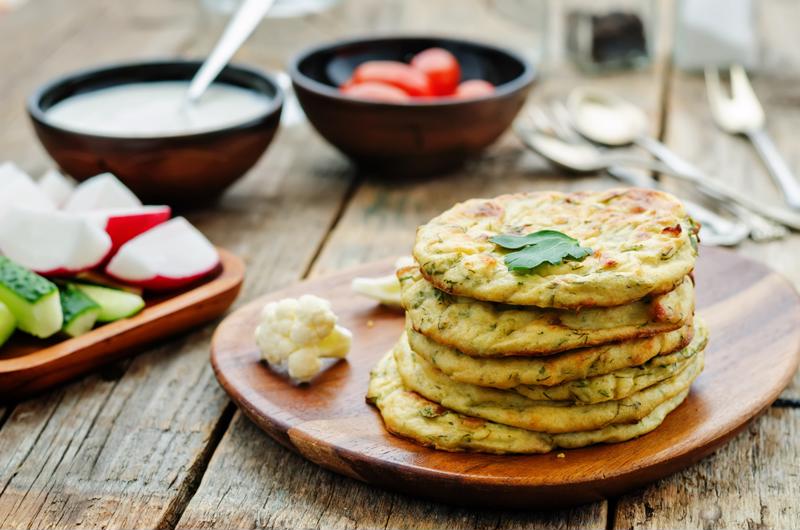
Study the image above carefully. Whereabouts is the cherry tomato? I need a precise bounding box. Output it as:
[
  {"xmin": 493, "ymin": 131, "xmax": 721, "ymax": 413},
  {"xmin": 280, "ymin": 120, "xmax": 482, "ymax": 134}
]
[
  {"xmin": 340, "ymin": 81, "xmax": 411, "ymax": 103},
  {"xmin": 454, "ymin": 79, "xmax": 495, "ymax": 99},
  {"xmin": 410, "ymin": 47, "xmax": 461, "ymax": 96},
  {"xmin": 351, "ymin": 61, "xmax": 433, "ymax": 97}
]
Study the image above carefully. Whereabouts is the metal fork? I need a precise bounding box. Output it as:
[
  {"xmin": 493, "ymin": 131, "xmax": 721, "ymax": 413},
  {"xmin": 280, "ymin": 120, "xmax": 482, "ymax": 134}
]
[{"xmin": 705, "ymin": 65, "xmax": 800, "ymax": 209}]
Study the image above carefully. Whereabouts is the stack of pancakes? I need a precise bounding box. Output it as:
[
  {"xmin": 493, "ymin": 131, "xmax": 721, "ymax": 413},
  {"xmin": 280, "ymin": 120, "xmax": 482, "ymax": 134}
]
[{"xmin": 367, "ymin": 188, "xmax": 707, "ymax": 454}]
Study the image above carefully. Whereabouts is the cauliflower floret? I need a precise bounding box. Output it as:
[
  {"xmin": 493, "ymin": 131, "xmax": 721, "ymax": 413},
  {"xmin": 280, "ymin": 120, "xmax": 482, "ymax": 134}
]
[
  {"xmin": 255, "ymin": 294, "xmax": 352, "ymax": 383},
  {"xmin": 350, "ymin": 256, "xmax": 415, "ymax": 309}
]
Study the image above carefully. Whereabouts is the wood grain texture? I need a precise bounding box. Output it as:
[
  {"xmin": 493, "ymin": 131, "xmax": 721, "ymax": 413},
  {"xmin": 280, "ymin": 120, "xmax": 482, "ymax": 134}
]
[
  {"xmin": 1, "ymin": 0, "xmax": 798, "ymax": 527},
  {"xmin": 610, "ymin": 2, "xmax": 800, "ymax": 526},
  {"xmin": 209, "ymin": 249, "xmax": 800, "ymax": 509},
  {"xmin": 179, "ymin": 0, "xmax": 671, "ymax": 524},
  {"xmin": 0, "ymin": 249, "xmax": 243, "ymax": 403},
  {"xmin": 0, "ymin": 1, "xmax": 356, "ymax": 528},
  {"xmin": 655, "ymin": 0, "xmax": 800, "ymax": 401},
  {"xmin": 614, "ymin": 407, "xmax": 800, "ymax": 530},
  {"xmin": 0, "ymin": 137, "xmax": 353, "ymax": 528},
  {"xmin": 176, "ymin": 412, "xmax": 607, "ymax": 530}
]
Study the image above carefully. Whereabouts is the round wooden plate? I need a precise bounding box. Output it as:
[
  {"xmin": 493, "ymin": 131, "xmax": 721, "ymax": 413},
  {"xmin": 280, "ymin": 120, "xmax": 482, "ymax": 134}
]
[{"xmin": 211, "ymin": 247, "xmax": 800, "ymax": 509}]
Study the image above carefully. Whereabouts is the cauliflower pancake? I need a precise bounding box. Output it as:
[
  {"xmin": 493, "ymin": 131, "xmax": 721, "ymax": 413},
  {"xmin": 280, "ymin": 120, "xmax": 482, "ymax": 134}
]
[
  {"xmin": 413, "ymin": 189, "xmax": 698, "ymax": 308},
  {"xmin": 407, "ymin": 320, "xmax": 697, "ymax": 388},
  {"xmin": 400, "ymin": 266, "xmax": 694, "ymax": 356},
  {"xmin": 367, "ymin": 352, "xmax": 691, "ymax": 454}
]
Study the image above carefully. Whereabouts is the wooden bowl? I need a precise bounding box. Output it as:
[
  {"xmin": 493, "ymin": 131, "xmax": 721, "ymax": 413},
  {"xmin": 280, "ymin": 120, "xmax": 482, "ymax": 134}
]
[
  {"xmin": 289, "ymin": 36, "xmax": 536, "ymax": 175},
  {"xmin": 27, "ymin": 61, "xmax": 283, "ymax": 206}
]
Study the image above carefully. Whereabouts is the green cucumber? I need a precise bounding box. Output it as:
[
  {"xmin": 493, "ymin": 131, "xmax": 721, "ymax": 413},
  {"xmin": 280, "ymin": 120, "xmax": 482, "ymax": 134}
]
[
  {"xmin": 59, "ymin": 284, "xmax": 100, "ymax": 337},
  {"xmin": 74, "ymin": 283, "xmax": 144, "ymax": 322},
  {"xmin": 0, "ymin": 301, "xmax": 16, "ymax": 346},
  {"xmin": 0, "ymin": 257, "xmax": 62, "ymax": 338}
]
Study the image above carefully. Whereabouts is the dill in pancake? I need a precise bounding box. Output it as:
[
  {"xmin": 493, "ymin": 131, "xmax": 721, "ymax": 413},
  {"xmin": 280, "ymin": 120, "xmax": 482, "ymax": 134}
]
[
  {"xmin": 413, "ymin": 189, "xmax": 698, "ymax": 308},
  {"xmin": 400, "ymin": 265, "xmax": 695, "ymax": 356},
  {"xmin": 367, "ymin": 352, "xmax": 693, "ymax": 454},
  {"xmin": 393, "ymin": 332, "xmax": 704, "ymax": 434},
  {"xmin": 407, "ymin": 318, "xmax": 704, "ymax": 390}
]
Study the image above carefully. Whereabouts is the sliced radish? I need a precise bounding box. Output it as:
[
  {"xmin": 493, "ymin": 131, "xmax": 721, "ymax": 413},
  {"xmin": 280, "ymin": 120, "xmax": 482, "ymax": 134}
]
[
  {"xmin": 106, "ymin": 217, "xmax": 219, "ymax": 291},
  {"xmin": 0, "ymin": 162, "xmax": 56, "ymax": 214},
  {"xmin": 63, "ymin": 172, "xmax": 141, "ymax": 212},
  {"xmin": 84, "ymin": 205, "xmax": 171, "ymax": 253},
  {"xmin": 0, "ymin": 208, "xmax": 112, "ymax": 275},
  {"xmin": 38, "ymin": 169, "xmax": 76, "ymax": 207}
]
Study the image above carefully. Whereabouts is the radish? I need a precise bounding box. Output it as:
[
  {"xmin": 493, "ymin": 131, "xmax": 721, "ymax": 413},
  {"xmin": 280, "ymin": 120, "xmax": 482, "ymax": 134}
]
[
  {"xmin": 38, "ymin": 169, "xmax": 76, "ymax": 207},
  {"xmin": 0, "ymin": 162, "xmax": 55, "ymax": 214},
  {"xmin": 106, "ymin": 217, "xmax": 220, "ymax": 291},
  {"xmin": 0, "ymin": 208, "xmax": 112, "ymax": 275},
  {"xmin": 84, "ymin": 205, "xmax": 171, "ymax": 253},
  {"xmin": 63, "ymin": 172, "xmax": 141, "ymax": 212}
]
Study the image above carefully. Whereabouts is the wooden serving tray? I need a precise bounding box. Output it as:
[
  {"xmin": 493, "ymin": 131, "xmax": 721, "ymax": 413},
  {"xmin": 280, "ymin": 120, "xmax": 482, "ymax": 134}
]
[
  {"xmin": 211, "ymin": 247, "xmax": 800, "ymax": 509},
  {"xmin": 0, "ymin": 248, "xmax": 244, "ymax": 402}
]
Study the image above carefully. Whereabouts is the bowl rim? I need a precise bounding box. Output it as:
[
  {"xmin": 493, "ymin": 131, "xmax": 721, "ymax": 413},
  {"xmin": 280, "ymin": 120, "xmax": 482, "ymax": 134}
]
[
  {"xmin": 27, "ymin": 59, "xmax": 285, "ymax": 142},
  {"xmin": 287, "ymin": 33, "xmax": 536, "ymax": 108}
]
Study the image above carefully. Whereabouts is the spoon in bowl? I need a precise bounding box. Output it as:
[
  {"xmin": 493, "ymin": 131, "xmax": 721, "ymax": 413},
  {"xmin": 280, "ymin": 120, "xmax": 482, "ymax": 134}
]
[
  {"xmin": 566, "ymin": 88, "xmax": 788, "ymax": 240},
  {"xmin": 186, "ymin": 0, "xmax": 278, "ymax": 104}
]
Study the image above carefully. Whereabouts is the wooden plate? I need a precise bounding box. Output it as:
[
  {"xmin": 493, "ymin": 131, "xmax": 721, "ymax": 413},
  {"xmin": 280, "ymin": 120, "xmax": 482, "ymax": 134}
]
[
  {"xmin": 211, "ymin": 247, "xmax": 800, "ymax": 509},
  {"xmin": 0, "ymin": 248, "xmax": 244, "ymax": 403}
]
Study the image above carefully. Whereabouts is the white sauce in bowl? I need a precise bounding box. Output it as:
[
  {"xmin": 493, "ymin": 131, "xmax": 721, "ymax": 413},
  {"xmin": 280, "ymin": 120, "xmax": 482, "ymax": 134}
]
[{"xmin": 45, "ymin": 81, "xmax": 274, "ymax": 137}]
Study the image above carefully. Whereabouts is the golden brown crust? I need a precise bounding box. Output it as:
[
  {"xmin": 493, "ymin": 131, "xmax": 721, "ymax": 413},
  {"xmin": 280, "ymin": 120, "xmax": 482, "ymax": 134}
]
[
  {"xmin": 367, "ymin": 351, "xmax": 697, "ymax": 454},
  {"xmin": 400, "ymin": 266, "xmax": 695, "ymax": 357},
  {"xmin": 413, "ymin": 188, "xmax": 698, "ymax": 308},
  {"xmin": 407, "ymin": 319, "xmax": 703, "ymax": 389},
  {"xmin": 393, "ymin": 332, "xmax": 704, "ymax": 434}
]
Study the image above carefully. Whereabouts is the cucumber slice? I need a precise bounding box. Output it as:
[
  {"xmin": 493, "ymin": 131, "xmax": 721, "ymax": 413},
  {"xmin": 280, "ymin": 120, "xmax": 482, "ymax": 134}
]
[
  {"xmin": 59, "ymin": 284, "xmax": 100, "ymax": 337},
  {"xmin": 0, "ymin": 257, "xmax": 62, "ymax": 338},
  {"xmin": 0, "ymin": 301, "xmax": 16, "ymax": 347},
  {"xmin": 74, "ymin": 283, "xmax": 144, "ymax": 322}
]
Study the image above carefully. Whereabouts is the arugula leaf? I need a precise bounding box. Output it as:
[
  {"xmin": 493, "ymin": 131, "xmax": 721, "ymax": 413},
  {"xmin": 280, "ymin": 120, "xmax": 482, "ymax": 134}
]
[{"xmin": 490, "ymin": 230, "xmax": 592, "ymax": 272}]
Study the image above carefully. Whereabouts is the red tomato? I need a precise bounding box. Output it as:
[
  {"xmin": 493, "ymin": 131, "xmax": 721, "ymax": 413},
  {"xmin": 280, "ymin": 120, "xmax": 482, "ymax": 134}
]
[
  {"xmin": 351, "ymin": 61, "xmax": 433, "ymax": 97},
  {"xmin": 410, "ymin": 47, "xmax": 461, "ymax": 96},
  {"xmin": 340, "ymin": 81, "xmax": 411, "ymax": 103},
  {"xmin": 454, "ymin": 79, "xmax": 495, "ymax": 99}
]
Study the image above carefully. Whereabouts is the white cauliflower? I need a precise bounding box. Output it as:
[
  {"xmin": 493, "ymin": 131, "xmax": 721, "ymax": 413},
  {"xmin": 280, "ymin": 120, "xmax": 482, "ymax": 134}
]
[
  {"xmin": 350, "ymin": 256, "xmax": 415, "ymax": 309},
  {"xmin": 255, "ymin": 294, "xmax": 352, "ymax": 383}
]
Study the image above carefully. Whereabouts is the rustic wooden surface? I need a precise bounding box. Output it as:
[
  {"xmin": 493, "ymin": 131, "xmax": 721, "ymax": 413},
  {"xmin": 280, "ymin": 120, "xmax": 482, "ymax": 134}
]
[
  {"xmin": 0, "ymin": 249, "xmax": 243, "ymax": 402},
  {"xmin": 0, "ymin": 0, "xmax": 797, "ymax": 528},
  {"xmin": 209, "ymin": 251, "xmax": 800, "ymax": 510}
]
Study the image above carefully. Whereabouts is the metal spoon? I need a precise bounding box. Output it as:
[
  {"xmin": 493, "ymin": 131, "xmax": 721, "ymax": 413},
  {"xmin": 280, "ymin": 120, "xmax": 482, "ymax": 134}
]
[
  {"xmin": 515, "ymin": 118, "xmax": 748, "ymax": 246},
  {"xmin": 186, "ymin": 0, "xmax": 277, "ymax": 103},
  {"xmin": 521, "ymin": 106, "xmax": 748, "ymax": 246},
  {"xmin": 566, "ymin": 88, "xmax": 788, "ymax": 240},
  {"xmin": 516, "ymin": 122, "xmax": 800, "ymax": 231}
]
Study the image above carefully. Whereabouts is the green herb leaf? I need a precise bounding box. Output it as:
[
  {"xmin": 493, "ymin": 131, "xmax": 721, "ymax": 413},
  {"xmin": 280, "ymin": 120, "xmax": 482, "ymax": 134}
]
[{"xmin": 490, "ymin": 230, "xmax": 592, "ymax": 272}]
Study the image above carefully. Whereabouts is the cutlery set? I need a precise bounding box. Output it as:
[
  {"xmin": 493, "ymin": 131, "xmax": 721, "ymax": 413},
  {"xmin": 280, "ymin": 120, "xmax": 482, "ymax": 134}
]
[{"xmin": 516, "ymin": 66, "xmax": 799, "ymax": 246}]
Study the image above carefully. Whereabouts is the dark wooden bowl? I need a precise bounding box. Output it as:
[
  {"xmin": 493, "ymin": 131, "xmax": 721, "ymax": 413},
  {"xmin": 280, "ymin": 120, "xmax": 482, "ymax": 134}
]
[
  {"xmin": 289, "ymin": 36, "xmax": 536, "ymax": 175},
  {"xmin": 28, "ymin": 61, "xmax": 283, "ymax": 206}
]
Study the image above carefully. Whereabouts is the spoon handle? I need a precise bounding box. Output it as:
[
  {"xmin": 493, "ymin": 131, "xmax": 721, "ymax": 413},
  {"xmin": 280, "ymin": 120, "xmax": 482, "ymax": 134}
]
[
  {"xmin": 608, "ymin": 167, "xmax": 748, "ymax": 247},
  {"xmin": 636, "ymin": 135, "xmax": 789, "ymax": 239},
  {"xmin": 187, "ymin": 0, "xmax": 277, "ymax": 103},
  {"xmin": 601, "ymin": 148, "xmax": 800, "ymax": 229},
  {"xmin": 747, "ymin": 129, "xmax": 800, "ymax": 210},
  {"xmin": 656, "ymin": 166, "xmax": 800, "ymax": 230}
]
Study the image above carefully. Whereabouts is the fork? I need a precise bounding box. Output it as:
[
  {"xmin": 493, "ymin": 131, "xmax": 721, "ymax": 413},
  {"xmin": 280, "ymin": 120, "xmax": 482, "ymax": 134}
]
[{"xmin": 705, "ymin": 65, "xmax": 800, "ymax": 209}]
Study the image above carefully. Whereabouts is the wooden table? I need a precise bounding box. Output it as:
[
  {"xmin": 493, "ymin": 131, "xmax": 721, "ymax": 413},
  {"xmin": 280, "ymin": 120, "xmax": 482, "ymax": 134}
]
[{"xmin": 0, "ymin": 1, "xmax": 798, "ymax": 528}]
